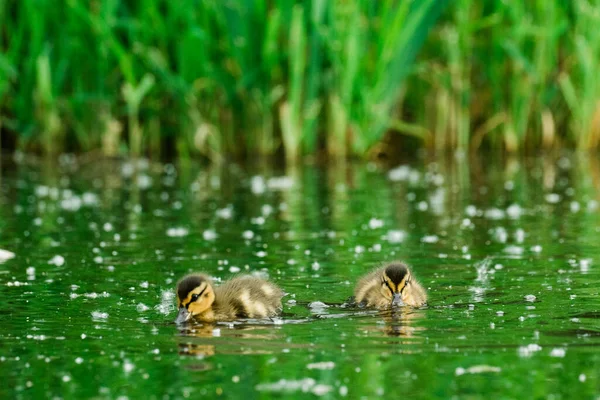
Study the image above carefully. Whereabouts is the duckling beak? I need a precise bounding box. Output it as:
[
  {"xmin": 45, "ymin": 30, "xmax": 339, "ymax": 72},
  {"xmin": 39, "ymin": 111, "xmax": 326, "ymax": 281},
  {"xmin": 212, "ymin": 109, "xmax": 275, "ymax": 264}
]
[
  {"xmin": 175, "ymin": 306, "xmax": 192, "ymax": 324},
  {"xmin": 392, "ymin": 293, "xmax": 404, "ymax": 307}
]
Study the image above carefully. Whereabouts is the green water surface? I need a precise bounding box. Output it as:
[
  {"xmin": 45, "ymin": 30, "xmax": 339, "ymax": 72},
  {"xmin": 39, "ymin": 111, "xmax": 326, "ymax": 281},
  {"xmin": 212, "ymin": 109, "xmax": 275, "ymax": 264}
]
[{"xmin": 0, "ymin": 155, "xmax": 599, "ymax": 399}]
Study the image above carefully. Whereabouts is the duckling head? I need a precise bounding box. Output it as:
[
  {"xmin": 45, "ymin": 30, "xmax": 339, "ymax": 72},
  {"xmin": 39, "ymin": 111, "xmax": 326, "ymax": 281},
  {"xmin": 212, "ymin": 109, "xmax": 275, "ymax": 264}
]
[
  {"xmin": 381, "ymin": 263, "xmax": 411, "ymax": 307},
  {"xmin": 175, "ymin": 274, "xmax": 216, "ymax": 324}
]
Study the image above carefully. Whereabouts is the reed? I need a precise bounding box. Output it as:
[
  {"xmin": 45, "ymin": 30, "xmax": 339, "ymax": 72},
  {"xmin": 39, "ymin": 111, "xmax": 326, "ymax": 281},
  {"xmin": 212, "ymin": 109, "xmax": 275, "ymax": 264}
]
[
  {"xmin": 1, "ymin": 0, "xmax": 599, "ymax": 161},
  {"xmin": 410, "ymin": 1, "xmax": 599, "ymax": 154}
]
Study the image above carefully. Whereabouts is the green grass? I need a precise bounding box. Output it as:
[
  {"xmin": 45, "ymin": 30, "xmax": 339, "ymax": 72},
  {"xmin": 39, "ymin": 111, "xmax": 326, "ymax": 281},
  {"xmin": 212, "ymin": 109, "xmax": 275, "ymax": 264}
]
[{"xmin": 1, "ymin": 0, "xmax": 599, "ymax": 161}]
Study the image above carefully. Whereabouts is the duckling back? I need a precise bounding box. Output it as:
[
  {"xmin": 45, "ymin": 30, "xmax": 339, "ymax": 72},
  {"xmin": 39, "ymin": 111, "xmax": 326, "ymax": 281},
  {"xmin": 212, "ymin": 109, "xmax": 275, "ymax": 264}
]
[{"xmin": 213, "ymin": 275, "xmax": 283, "ymax": 320}]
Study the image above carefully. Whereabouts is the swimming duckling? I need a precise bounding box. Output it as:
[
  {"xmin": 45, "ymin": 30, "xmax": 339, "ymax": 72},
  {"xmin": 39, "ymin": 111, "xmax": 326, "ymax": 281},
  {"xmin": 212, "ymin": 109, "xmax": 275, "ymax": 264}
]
[
  {"xmin": 175, "ymin": 273, "xmax": 283, "ymax": 323},
  {"xmin": 354, "ymin": 262, "xmax": 427, "ymax": 308}
]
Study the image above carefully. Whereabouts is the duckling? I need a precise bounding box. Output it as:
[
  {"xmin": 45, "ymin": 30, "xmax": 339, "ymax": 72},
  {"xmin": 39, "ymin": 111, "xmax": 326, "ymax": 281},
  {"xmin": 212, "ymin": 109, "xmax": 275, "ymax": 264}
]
[
  {"xmin": 175, "ymin": 273, "xmax": 283, "ymax": 323},
  {"xmin": 354, "ymin": 262, "xmax": 427, "ymax": 308}
]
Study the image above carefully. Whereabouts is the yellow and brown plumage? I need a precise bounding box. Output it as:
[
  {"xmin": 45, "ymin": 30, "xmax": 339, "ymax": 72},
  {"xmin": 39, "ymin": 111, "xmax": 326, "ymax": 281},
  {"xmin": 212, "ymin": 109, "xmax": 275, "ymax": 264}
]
[
  {"xmin": 175, "ymin": 273, "xmax": 283, "ymax": 323},
  {"xmin": 354, "ymin": 262, "xmax": 427, "ymax": 308}
]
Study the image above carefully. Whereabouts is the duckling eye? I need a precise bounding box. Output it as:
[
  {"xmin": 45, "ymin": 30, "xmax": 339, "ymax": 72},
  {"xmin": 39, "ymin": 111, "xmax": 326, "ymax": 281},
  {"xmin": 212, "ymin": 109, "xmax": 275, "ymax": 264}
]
[
  {"xmin": 382, "ymin": 280, "xmax": 394, "ymax": 295},
  {"xmin": 191, "ymin": 293, "xmax": 200, "ymax": 302}
]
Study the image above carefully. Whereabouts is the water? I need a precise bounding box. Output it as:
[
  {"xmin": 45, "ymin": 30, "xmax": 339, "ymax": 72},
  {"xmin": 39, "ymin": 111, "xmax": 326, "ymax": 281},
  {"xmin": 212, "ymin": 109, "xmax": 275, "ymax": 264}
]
[{"xmin": 0, "ymin": 155, "xmax": 599, "ymax": 399}]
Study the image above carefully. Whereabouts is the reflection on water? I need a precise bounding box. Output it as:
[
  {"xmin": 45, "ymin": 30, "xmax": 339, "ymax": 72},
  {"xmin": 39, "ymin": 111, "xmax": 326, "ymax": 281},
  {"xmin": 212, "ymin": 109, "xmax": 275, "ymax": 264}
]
[
  {"xmin": 177, "ymin": 321, "xmax": 285, "ymax": 357},
  {"xmin": 377, "ymin": 308, "xmax": 426, "ymax": 338},
  {"xmin": 0, "ymin": 153, "xmax": 599, "ymax": 398},
  {"xmin": 176, "ymin": 305, "xmax": 425, "ymax": 358}
]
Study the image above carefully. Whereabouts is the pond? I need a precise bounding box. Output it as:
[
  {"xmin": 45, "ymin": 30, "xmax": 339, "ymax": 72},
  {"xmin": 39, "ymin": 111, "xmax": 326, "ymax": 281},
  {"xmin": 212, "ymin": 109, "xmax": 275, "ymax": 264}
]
[{"xmin": 0, "ymin": 154, "xmax": 599, "ymax": 399}]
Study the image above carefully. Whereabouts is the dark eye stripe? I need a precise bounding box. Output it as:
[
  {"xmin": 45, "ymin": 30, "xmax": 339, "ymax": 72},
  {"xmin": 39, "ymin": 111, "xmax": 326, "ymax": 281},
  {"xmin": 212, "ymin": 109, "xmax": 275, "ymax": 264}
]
[
  {"xmin": 383, "ymin": 281, "xmax": 394, "ymax": 296},
  {"xmin": 185, "ymin": 285, "xmax": 208, "ymax": 308},
  {"xmin": 400, "ymin": 279, "xmax": 410, "ymax": 293}
]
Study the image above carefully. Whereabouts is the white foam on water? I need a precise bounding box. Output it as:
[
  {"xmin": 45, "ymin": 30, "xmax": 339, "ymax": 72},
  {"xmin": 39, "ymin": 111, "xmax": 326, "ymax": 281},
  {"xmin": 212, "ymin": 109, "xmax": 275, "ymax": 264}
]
[
  {"xmin": 155, "ymin": 290, "xmax": 175, "ymax": 315},
  {"xmin": 91, "ymin": 311, "xmax": 109, "ymax": 321},
  {"xmin": 504, "ymin": 245, "xmax": 524, "ymax": 255},
  {"xmin": 384, "ymin": 230, "xmax": 406, "ymax": 243},
  {"xmin": 203, "ymin": 229, "xmax": 217, "ymax": 241},
  {"xmin": 421, "ymin": 235, "xmax": 439, "ymax": 244},
  {"xmin": 550, "ymin": 348, "xmax": 566, "ymax": 358},
  {"xmin": 267, "ymin": 176, "xmax": 294, "ymax": 190},
  {"xmin": 216, "ymin": 206, "xmax": 233, "ymax": 219},
  {"xmin": 306, "ymin": 361, "xmax": 335, "ymax": 370},
  {"xmin": 570, "ymin": 201, "xmax": 581, "ymax": 213},
  {"xmin": 308, "ymin": 301, "xmax": 329, "ymax": 313},
  {"xmin": 35, "ymin": 185, "xmax": 50, "ymax": 197},
  {"xmin": 48, "ymin": 255, "xmax": 65, "ymax": 266},
  {"xmin": 368, "ymin": 218, "xmax": 384, "ymax": 229},
  {"xmin": 136, "ymin": 175, "xmax": 152, "ymax": 189},
  {"xmin": 455, "ymin": 365, "xmax": 501, "ymax": 376},
  {"xmin": 492, "ymin": 227, "xmax": 508, "ymax": 243},
  {"xmin": 261, "ymin": 204, "xmax": 273, "ymax": 216},
  {"xmin": 506, "ymin": 204, "xmax": 522, "ymax": 219},
  {"xmin": 524, "ymin": 295, "xmax": 537, "ymax": 302},
  {"xmin": 580, "ymin": 258, "xmax": 592, "ymax": 273},
  {"xmin": 530, "ymin": 245, "xmax": 542, "ymax": 253},
  {"xmin": 545, "ymin": 193, "xmax": 561, "ymax": 203},
  {"xmin": 123, "ymin": 360, "xmax": 135, "ymax": 374},
  {"xmin": 518, "ymin": 344, "xmax": 542, "ymax": 358},
  {"xmin": 514, "ymin": 228, "xmax": 525, "ymax": 243},
  {"xmin": 6, "ymin": 281, "xmax": 28, "ymax": 287},
  {"xmin": 255, "ymin": 378, "xmax": 332, "ymax": 396},
  {"xmin": 484, "ymin": 208, "xmax": 505, "ymax": 220},
  {"xmin": 388, "ymin": 165, "xmax": 410, "ymax": 181},
  {"xmin": 251, "ymin": 176, "xmax": 266, "ymax": 194},
  {"xmin": 166, "ymin": 227, "xmax": 189, "ymax": 237},
  {"xmin": 465, "ymin": 205, "xmax": 478, "ymax": 217},
  {"xmin": 0, "ymin": 249, "xmax": 15, "ymax": 263},
  {"xmin": 82, "ymin": 192, "xmax": 99, "ymax": 206},
  {"xmin": 60, "ymin": 196, "xmax": 82, "ymax": 211},
  {"xmin": 136, "ymin": 303, "xmax": 150, "ymax": 313}
]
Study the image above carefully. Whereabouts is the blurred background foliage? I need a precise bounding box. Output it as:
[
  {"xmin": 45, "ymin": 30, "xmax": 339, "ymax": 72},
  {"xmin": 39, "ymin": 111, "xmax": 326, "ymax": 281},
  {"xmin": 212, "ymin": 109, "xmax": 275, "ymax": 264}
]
[{"xmin": 1, "ymin": 0, "xmax": 600, "ymax": 162}]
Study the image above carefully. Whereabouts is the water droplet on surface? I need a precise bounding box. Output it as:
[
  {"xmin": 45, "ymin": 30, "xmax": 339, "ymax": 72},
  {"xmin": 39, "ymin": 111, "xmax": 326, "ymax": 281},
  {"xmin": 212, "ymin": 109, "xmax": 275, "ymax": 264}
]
[
  {"xmin": 368, "ymin": 218, "xmax": 384, "ymax": 229},
  {"xmin": 550, "ymin": 348, "xmax": 566, "ymax": 358},
  {"xmin": 203, "ymin": 230, "xmax": 217, "ymax": 240},
  {"xmin": 48, "ymin": 255, "xmax": 65, "ymax": 266},
  {"xmin": 136, "ymin": 303, "xmax": 149, "ymax": 313},
  {"xmin": 166, "ymin": 227, "xmax": 189, "ymax": 237}
]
